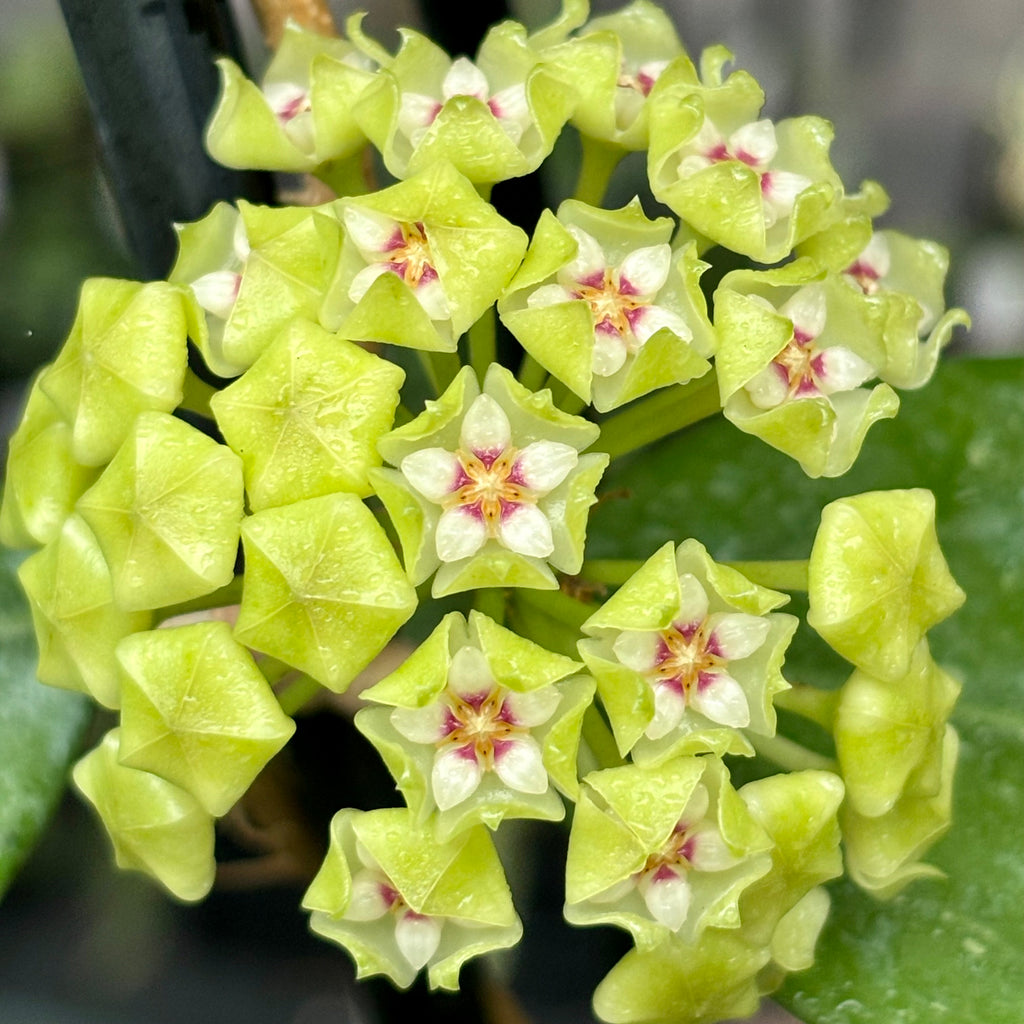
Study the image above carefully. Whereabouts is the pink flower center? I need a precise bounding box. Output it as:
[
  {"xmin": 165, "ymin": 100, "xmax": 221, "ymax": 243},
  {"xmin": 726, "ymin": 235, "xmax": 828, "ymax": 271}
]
[
  {"xmin": 642, "ymin": 818, "xmax": 700, "ymax": 878},
  {"xmin": 381, "ymin": 222, "xmax": 438, "ymax": 288},
  {"xmin": 445, "ymin": 447, "xmax": 532, "ymax": 537},
  {"xmin": 770, "ymin": 328, "xmax": 828, "ymax": 399},
  {"xmin": 844, "ymin": 258, "xmax": 883, "ymax": 295},
  {"xmin": 574, "ymin": 270, "xmax": 645, "ymax": 340},
  {"xmin": 652, "ymin": 619, "xmax": 727, "ymax": 701},
  {"xmin": 437, "ymin": 687, "xmax": 525, "ymax": 770}
]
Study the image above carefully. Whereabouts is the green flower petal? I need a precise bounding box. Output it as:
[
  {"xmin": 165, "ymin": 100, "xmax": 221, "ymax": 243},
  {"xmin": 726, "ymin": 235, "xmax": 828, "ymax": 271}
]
[
  {"xmin": 579, "ymin": 539, "xmax": 794, "ymax": 761},
  {"xmin": 40, "ymin": 278, "xmax": 189, "ymax": 467},
  {"xmin": 73, "ymin": 729, "xmax": 216, "ymax": 903},
  {"xmin": 116, "ymin": 621, "xmax": 296, "ymax": 816},
  {"xmin": 234, "ymin": 492, "xmax": 416, "ymax": 692},
  {"xmin": 357, "ymin": 611, "xmax": 590, "ymax": 838},
  {"xmin": 76, "ymin": 412, "xmax": 244, "ymax": 612},
  {"xmin": 324, "ymin": 162, "xmax": 528, "ymax": 349},
  {"xmin": 565, "ymin": 756, "xmax": 772, "ymax": 949},
  {"xmin": 303, "ymin": 807, "xmax": 521, "ymax": 990},
  {"xmin": 807, "ymin": 489, "xmax": 966, "ymax": 681},
  {"xmin": 17, "ymin": 513, "xmax": 150, "ymax": 708},
  {"xmin": 1, "ymin": 371, "xmax": 100, "ymax": 548},
  {"xmin": 210, "ymin": 318, "xmax": 404, "ymax": 510}
]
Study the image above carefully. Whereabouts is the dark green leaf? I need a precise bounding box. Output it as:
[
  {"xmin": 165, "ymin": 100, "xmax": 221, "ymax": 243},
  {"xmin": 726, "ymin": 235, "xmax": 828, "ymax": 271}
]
[
  {"xmin": 0, "ymin": 546, "xmax": 93, "ymax": 897},
  {"xmin": 589, "ymin": 357, "xmax": 1024, "ymax": 1023}
]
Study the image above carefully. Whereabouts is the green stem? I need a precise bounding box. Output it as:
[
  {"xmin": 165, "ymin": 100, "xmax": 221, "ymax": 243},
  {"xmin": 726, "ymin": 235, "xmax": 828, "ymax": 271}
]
[
  {"xmin": 598, "ymin": 374, "xmax": 721, "ymax": 460},
  {"xmin": 724, "ymin": 560, "xmax": 809, "ymax": 592},
  {"xmin": 473, "ymin": 587, "xmax": 508, "ymax": 625},
  {"xmin": 515, "ymin": 586, "xmax": 595, "ymax": 631},
  {"xmin": 748, "ymin": 732, "xmax": 837, "ymax": 774},
  {"xmin": 156, "ymin": 575, "xmax": 244, "ymax": 622},
  {"xmin": 420, "ymin": 350, "xmax": 462, "ymax": 396},
  {"xmin": 574, "ymin": 136, "xmax": 624, "ymax": 207},
  {"xmin": 774, "ymin": 684, "xmax": 840, "ymax": 732},
  {"xmin": 581, "ymin": 703, "xmax": 624, "ymax": 772},
  {"xmin": 518, "ymin": 352, "xmax": 549, "ymax": 392},
  {"xmin": 277, "ymin": 674, "xmax": 324, "ymax": 717},
  {"xmin": 545, "ymin": 375, "xmax": 588, "ymax": 415},
  {"xmin": 580, "ymin": 559, "xmax": 643, "ymax": 586},
  {"xmin": 468, "ymin": 307, "xmax": 496, "ymax": 382}
]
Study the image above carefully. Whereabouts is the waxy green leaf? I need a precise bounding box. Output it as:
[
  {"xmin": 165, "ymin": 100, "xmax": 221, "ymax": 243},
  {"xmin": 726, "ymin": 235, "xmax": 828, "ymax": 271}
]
[{"xmin": 0, "ymin": 548, "xmax": 91, "ymax": 897}]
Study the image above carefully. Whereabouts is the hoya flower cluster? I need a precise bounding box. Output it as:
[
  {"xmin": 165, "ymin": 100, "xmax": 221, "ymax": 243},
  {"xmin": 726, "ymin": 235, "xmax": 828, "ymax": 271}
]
[{"xmin": 1, "ymin": 2, "xmax": 970, "ymax": 1022}]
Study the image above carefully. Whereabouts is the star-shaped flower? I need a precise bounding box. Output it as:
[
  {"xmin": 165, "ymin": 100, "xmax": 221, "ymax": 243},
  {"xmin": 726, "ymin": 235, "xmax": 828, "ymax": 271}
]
[
  {"xmin": 355, "ymin": 610, "xmax": 594, "ymax": 839},
  {"xmin": 303, "ymin": 807, "xmax": 522, "ymax": 990},
  {"xmin": 579, "ymin": 539, "xmax": 796, "ymax": 763},
  {"xmin": 371, "ymin": 364, "xmax": 607, "ymax": 596},
  {"xmin": 565, "ymin": 756, "xmax": 772, "ymax": 948}
]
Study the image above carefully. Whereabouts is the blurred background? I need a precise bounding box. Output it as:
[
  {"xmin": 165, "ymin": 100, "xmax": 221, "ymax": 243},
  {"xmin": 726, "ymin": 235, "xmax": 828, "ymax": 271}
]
[{"xmin": 1, "ymin": 0, "xmax": 1022, "ymax": 1021}]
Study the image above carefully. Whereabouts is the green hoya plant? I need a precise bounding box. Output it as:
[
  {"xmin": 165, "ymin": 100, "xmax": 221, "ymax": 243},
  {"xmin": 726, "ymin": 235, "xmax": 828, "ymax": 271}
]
[{"xmin": 7, "ymin": 1, "xmax": 1016, "ymax": 1022}]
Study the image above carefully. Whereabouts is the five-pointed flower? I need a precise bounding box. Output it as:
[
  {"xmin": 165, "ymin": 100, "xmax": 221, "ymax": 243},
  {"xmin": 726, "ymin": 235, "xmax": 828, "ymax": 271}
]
[
  {"xmin": 205, "ymin": 21, "xmax": 375, "ymax": 177},
  {"xmin": 527, "ymin": 225, "xmax": 692, "ymax": 378},
  {"xmin": 349, "ymin": 17, "xmax": 575, "ymax": 184},
  {"xmin": 389, "ymin": 643, "xmax": 560, "ymax": 812},
  {"xmin": 647, "ymin": 51, "xmax": 841, "ymax": 261},
  {"xmin": 611, "ymin": 572, "xmax": 771, "ymax": 739},
  {"xmin": 499, "ymin": 198, "xmax": 714, "ymax": 411},
  {"xmin": 303, "ymin": 807, "xmax": 522, "ymax": 990},
  {"xmin": 355, "ymin": 610, "xmax": 594, "ymax": 839},
  {"xmin": 676, "ymin": 118, "xmax": 812, "ymax": 230},
  {"xmin": 579, "ymin": 539, "xmax": 796, "ymax": 763},
  {"xmin": 323, "ymin": 162, "xmax": 528, "ymax": 353},
  {"xmin": 372, "ymin": 364, "xmax": 607, "ymax": 596},
  {"xmin": 565, "ymin": 756, "xmax": 772, "ymax": 949},
  {"xmin": 714, "ymin": 261, "xmax": 901, "ymax": 478},
  {"xmin": 741, "ymin": 283, "xmax": 875, "ymax": 409}
]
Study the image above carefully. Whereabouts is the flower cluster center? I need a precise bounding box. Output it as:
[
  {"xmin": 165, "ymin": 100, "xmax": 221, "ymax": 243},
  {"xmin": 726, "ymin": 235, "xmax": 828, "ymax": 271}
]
[
  {"xmin": 439, "ymin": 687, "xmax": 524, "ymax": 769},
  {"xmin": 446, "ymin": 448, "xmax": 531, "ymax": 536},
  {"xmin": 654, "ymin": 620, "xmax": 726, "ymax": 696},
  {"xmin": 574, "ymin": 271, "xmax": 644, "ymax": 340},
  {"xmin": 383, "ymin": 222, "xmax": 437, "ymax": 287}
]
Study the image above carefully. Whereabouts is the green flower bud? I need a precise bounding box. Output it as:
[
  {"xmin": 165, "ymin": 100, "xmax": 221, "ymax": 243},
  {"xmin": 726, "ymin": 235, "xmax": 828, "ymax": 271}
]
[
  {"xmin": 541, "ymin": 1, "xmax": 694, "ymax": 151},
  {"xmin": 303, "ymin": 807, "xmax": 521, "ymax": 990},
  {"xmin": 592, "ymin": 928, "xmax": 767, "ymax": 1024},
  {"xmin": 578, "ymin": 539, "xmax": 796, "ymax": 763},
  {"xmin": 116, "ymin": 621, "xmax": 296, "ymax": 816},
  {"xmin": 205, "ymin": 21, "xmax": 374, "ymax": 174},
  {"xmin": 169, "ymin": 200, "xmax": 342, "ymax": 377},
  {"xmin": 39, "ymin": 278, "xmax": 190, "ymax": 467},
  {"xmin": 210, "ymin": 318, "xmax": 404, "ymax": 510},
  {"xmin": 733, "ymin": 770, "xmax": 845, "ymax": 953},
  {"xmin": 647, "ymin": 48, "xmax": 842, "ymax": 262},
  {"xmin": 807, "ymin": 489, "xmax": 965, "ymax": 681},
  {"xmin": 233, "ymin": 491, "xmax": 417, "ymax": 693},
  {"xmin": 372, "ymin": 364, "xmax": 607, "ymax": 596},
  {"xmin": 356, "ymin": 610, "xmax": 593, "ymax": 840},
  {"xmin": 350, "ymin": 19, "xmax": 575, "ymax": 184},
  {"xmin": 714, "ymin": 260, "xmax": 901, "ymax": 478},
  {"xmin": 1, "ymin": 371, "xmax": 99, "ymax": 548},
  {"xmin": 73, "ymin": 729, "xmax": 216, "ymax": 902},
  {"xmin": 835, "ymin": 641, "xmax": 960, "ymax": 898},
  {"xmin": 499, "ymin": 198, "xmax": 714, "ymax": 411},
  {"xmin": 75, "ymin": 412, "xmax": 244, "ymax": 612},
  {"xmin": 17, "ymin": 513, "xmax": 150, "ymax": 708},
  {"xmin": 322, "ymin": 161, "xmax": 528, "ymax": 352},
  {"xmin": 564, "ymin": 756, "xmax": 772, "ymax": 949}
]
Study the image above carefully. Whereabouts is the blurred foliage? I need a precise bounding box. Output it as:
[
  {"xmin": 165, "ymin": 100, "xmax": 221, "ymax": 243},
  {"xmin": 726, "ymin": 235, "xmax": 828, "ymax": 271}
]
[{"xmin": 0, "ymin": 14, "xmax": 134, "ymax": 379}]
